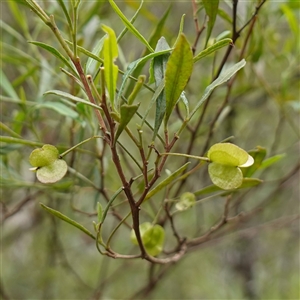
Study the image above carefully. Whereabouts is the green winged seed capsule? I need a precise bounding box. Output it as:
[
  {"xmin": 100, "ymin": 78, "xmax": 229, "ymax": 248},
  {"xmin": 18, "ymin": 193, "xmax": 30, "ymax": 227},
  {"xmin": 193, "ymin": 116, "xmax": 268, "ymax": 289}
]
[
  {"xmin": 36, "ymin": 159, "xmax": 68, "ymax": 184},
  {"xmin": 29, "ymin": 144, "xmax": 59, "ymax": 167},
  {"xmin": 208, "ymin": 163, "xmax": 243, "ymax": 190},
  {"xmin": 207, "ymin": 143, "xmax": 253, "ymax": 167}
]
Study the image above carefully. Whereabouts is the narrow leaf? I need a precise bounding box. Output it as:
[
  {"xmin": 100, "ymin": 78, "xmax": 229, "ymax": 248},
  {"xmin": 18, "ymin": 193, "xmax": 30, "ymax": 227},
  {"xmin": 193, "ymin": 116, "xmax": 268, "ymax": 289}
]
[
  {"xmin": 114, "ymin": 103, "xmax": 140, "ymax": 143},
  {"xmin": 242, "ymin": 146, "xmax": 267, "ymax": 177},
  {"xmin": 145, "ymin": 162, "xmax": 190, "ymax": 201},
  {"xmin": 35, "ymin": 102, "xmax": 79, "ymax": 119},
  {"xmin": 203, "ymin": 0, "xmax": 219, "ymax": 46},
  {"xmin": 189, "ymin": 59, "xmax": 246, "ymax": 120},
  {"xmin": 164, "ymin": 34, "xmax": 193, "ymax": 126},
  {"xmin": 152, "ymin": 37, "xmax": 170, "ymax": 139},
  {"xmin": 40, "ymin": 203, "xmax": 96, "ymax": 240},
  {"xmin": 259, "ymin": 154, "xmax": 286, "ymax": 170},
  {"xmin": 28, "ymin": 41, "xmax": 75, "ymax": 72},
  {"xmin": 195, "ymin": 177, "xmax": 263, "ymax": 196},
  {"xmin": 117, "ymin": 48, "xmax": 172, "ymax": 105},
  {"xmin": 193, "ymin": 38, "xmax": 232, "ymax": 63},
  {"xmin": 0, "ymin": 70, "xmax": 19, "ymax": 99},
  {"xmin": 108, "ymin": 0, "xmax": 154, "ymax": 52},
  {"xmin": 102, "ymin": 25, "xmax": 118, "ymax": 108},
  {"xmin": 86, "ymin": 35, "xmax": 105, "ymax": 73},
  {"xmin": 44, "ymin": 90, "xmax": 102, "ymax": 111}
]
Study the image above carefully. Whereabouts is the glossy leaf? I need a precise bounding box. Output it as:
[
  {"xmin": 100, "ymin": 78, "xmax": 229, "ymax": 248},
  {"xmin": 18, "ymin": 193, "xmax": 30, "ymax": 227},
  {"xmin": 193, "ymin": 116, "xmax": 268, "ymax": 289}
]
[
  {"xmin": 36, "ymin": 159, "xmax": 68, "ymax": 184},
  {"xmin": 189, "ymin": 59, "xmax": 246, "ymax": 120},
  {"xmin": 207, "ymin": 143, "xmax": 250, "ymax": 166},
  {"xmin": 40, "ymin": 203, "xmax": 96, "ymax": 240},
  {"xmin": 208, "ymin": 163, "xmax": 243, "ymax": 190},
  {"xmin": 145, "ymin": 162, "xmax": 190, "ymax": 201},
  {"xmin": 102, "ymin": 25, "xmax": 118, "ymax": 108},
  {"xmin": 29, "ymin": 144, "xmax": 59, "ymax": 167},
  {"xmin": 164, "ymin": 34, "xmax": 193, "ymax": 126},
  {"xmin": 193, "ymin": 38, "xmax": 232, "ymax": 63},
  {"xmin": 114, "ymin": 103, "xmax": 140, "ymax": 143},
  {"xmin": 108, "ymin": 0, "xmax": 154, "ymax": 52},
  {"xmin": 203, "ymin": 0, "xmax": 219, "ymax": 46}
]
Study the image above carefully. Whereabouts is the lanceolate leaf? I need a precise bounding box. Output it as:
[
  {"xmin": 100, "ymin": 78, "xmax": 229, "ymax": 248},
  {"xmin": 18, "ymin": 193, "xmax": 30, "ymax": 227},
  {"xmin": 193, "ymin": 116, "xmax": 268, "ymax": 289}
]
[
  {"xmin": 86, "ymin": 35, "xmax": 105, "ymax": 73},
  {"xmin": 203, "ymin": 0, "xmax": 220, "ymax": 46},
  {"xmin": 117, "ymin": 48, "xmax": 171, "ymax": 105},
  {"xmin": 102, "ymin": 25, "xmax": 118, "ymax": 108},
  {"xmin": 28, "ymin": 41, "xmax": 76, "ymax": 73},
  {"xmin": 35, "ymin": 102, "xmax": 79, "ymax": 119},
  {"xmin": 145, "ymin": 162, "xmax": 190, "ymax": 201},
  {"xmin": 114, "ymin": 103, "xmax": 140, "ymax": 143},
  {"xmin": 152, "ymin": 37, "xmax": 170, "ymax": 140},
  {"xmin": 44, "ymin": 90, "xmax": 102, "ymax": 111},
  {"xmin": 108, "ymin": 0, "xmax": 154, "ymax": 52},
  {"xmin": 164, "ymin": 34, "xmax": 193, "ymax": 127},
  {"xmin": 40, "ymin": 203, "xmax": 96, "ymax": 240},
  {"xmin": 189, "ymin": 59, "xmax": 246, "ymax": 121},
  {"xmin": 195, "ymin": 177, "xmax": 263, "ymax": 196},
  {"xmin": 193, "ymin": 38, "xmax": 232, "ymax": 63}
]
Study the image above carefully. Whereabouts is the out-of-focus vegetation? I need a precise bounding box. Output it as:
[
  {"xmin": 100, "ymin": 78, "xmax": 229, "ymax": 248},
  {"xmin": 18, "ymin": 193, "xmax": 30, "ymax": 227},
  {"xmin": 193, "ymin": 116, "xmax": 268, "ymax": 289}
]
[{"xmin": 1, "ymin": 1, "xmax": 299, "ymax": 299}]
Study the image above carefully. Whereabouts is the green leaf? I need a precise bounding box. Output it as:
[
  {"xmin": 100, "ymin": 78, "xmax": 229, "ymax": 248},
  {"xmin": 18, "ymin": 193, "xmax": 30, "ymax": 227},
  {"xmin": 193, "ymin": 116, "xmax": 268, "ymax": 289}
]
[
  {"xmin": 152, "ymin": 37, "xmax": 170, "ymax": 139},
  {"xmin": 203, "ymin": 0, "xmax": 219, "ymax": 47},
  {"xmin": 176, "ymin": 192, "xmax": 196, "ymax": 211},
  {"xmin": 86, "ymin": 35, "xmax": 105, "ymax": 73},
  {"xmin": 193, "ymin": 38, "xmax": 232, "ymax": 63},
  {"xmin": 0, "ymin": 69, "xmax": 19, "ymax": 99},
  {"xmin": 145, "ymin": 162, "xmax": 190, "ymax": 201},
  {"xmin": 36, "ymin": 102, "xmax": 79, "ymax": 119},
  {"xmin": 108, "ymin": 0, "xmax": 154, "ymax": 52},
  {"xmin": 28, "ymin": 41, "xmax": 76, "ymax": 73},
  {"xmin": 207, "ymin": 143, "xmax": 250, "ymax": 166},
  {"xmin": 164, "ymin": 34, "xmax": 193, "ymax": 126},
  {"xmin": 44, "ymin": 90, "xmax": 102, "ymax": 111},
  {"xmin": 128, "ymin": 75, "xmax": 146, "ymax": 105},
  {"xmin": 117, "ymin": 48, "xmax": 171, "ymax": 105},
  {"xmin": 195, "ymin": 177, "xmax": 263, "ymax": 196},
  {"xmin": 148, "ymin": 6, "xmax": 171, "ymax": 52},
  {"xmin": 242, "ymin": 146, "xmax": 267, "ymax": 177},
  {"xmin": 259, "ymin": 154, "xmax": 286, "ymax": 170},
  {"xmin": 36, "ymin": 159, "xmax": 68, "ymax": 184},
  {"xmin": 40, "ymin": 203, "xmax": 96, "ymax": 240},
  {"xmin": 102, "ymin": 25, "xmax": 119, "ymax": 108},
  {"xmin": 114, "ymin": 103, "xmax": 140, "ymax": 143},
  {"xmin": 208, "ymin": 163, "xmax": 243, "ymax": 190},
  {"xmin": 217, "ymin": 8, "xmax": 232, "ymax": 24},
  {"xmin": 97, "ymin": 202, "xmax": 103, "ymax": 223},
  {"xmin": 189, "ymin": 59, "xmax": 246, "ymax": 120},
  {"xmin": 29, "ymin": 144, "xmax": 59, "ymax": 167},
  {"xmin": 179, "ymin": 92, "xmax": 189, "ymax": 119}
]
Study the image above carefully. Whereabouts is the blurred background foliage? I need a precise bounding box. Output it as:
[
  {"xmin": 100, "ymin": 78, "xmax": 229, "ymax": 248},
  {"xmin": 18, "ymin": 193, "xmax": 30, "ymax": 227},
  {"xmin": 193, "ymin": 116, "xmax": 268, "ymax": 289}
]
[{"xmin": 1, "ymin": 0, "xmax": 299, "ymax": 299}]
